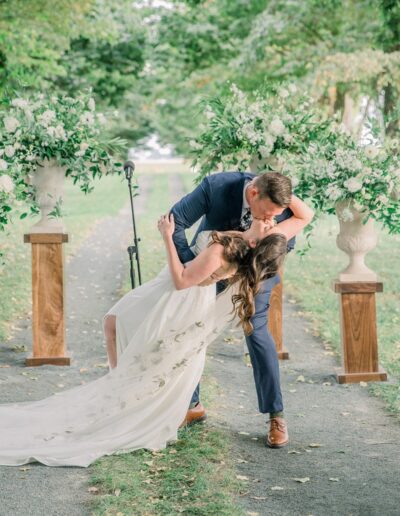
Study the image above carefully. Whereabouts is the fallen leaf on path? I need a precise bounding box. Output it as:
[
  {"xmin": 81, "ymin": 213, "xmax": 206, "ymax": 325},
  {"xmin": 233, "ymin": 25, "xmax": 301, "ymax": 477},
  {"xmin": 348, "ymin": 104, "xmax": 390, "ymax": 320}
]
[
  {"xmin": 293, "ymin": 477, "xmax": 310, "ymax": 483},
  {"xmin": 271, "ymin": 486, "xmax": 284, "ymax": 491},
  {"xmin": 236, "ymin": 459, "xmax": 248, "ymax": 463},
  {"xmin": 0, "ymin": 365, "xmax": 10, "ymax": 368},
  {"xmin": 341, "ymin": 412, "xmax": 350, "ymax": 416},
  {"xmin": 329, "ymin": 478, "xmax": 340, "ymax": 482},
  {"xmin": 87, "ymin": 487, "xmax": 99, "ymax": 494},
  {"xmin": 288, "ymin": 450, "xmax": 302, "ymax": 454},
  {"xmin": 236, "ymin": 475, "xmax": 249, "ymax": 481},
  {"xmin": 143, "ymin": 461, "xmax": 154, "ymax": 467},
  {"xmin": 19, "ymin": 467, "xmax": 30, "ymax": 472},
  {"xmin": 246, "ymin": 512, "xmax": 260, "ymax": 516},
  {"xmin": 296, "ymin": 375, "xmax": 305, "ymax": 383},
  {"xmin": 251, "ymin": 496, "xmax": 267, "ymax": 501},
  {"xmin": 322, "ymin": 382, "xmax": 332, "ymax": 386},
  {"xmin": 238, "ymin": 431, "xmax": 250, "ymax": 435},
  {"xmin": 114, "ymin": 488, "xmax": 121, "ymax": 496},
  {"xmin": 360, "ymin": 381, "xmax": 368, "ymax": 387},
  {"xmin": 289, "ymin": 389, "xmax": 297, "ymax": 393},
  {"xmin": 79, "ymin": 368, "xmax": 88, "ymax": 373},
  {"xmin": 308, "ymin": 443, "xmax": 323, "ymax": 448}
]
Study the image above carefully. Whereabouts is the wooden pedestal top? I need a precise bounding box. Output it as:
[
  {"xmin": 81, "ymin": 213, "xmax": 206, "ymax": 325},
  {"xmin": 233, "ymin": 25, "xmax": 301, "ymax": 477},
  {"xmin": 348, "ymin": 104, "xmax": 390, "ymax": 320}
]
[
  {"xmin": 24, "ymin": 233, "xmax": 69, "ymax": 244},
  {"xmin": 332, "ymin": 281, "xmax": 383, "ymax": 294}
]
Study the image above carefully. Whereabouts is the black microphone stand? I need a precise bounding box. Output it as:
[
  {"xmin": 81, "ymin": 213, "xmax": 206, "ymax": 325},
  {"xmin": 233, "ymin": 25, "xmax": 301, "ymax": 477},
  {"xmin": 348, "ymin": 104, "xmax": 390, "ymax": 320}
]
[{"xmin": 124, "ymin": 160, "xmax": 142, "ymax": 289}]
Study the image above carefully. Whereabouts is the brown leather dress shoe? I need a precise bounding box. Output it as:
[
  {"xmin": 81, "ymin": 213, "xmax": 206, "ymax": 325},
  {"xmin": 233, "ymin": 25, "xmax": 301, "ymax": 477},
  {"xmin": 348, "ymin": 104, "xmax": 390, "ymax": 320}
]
[
  {"xmin": 179, "ymin": 402, "xmax": 207, "ymax": 428},
  {"xmin": 266, "ymin": 417, "xmax": 289, "ymax": 448}
]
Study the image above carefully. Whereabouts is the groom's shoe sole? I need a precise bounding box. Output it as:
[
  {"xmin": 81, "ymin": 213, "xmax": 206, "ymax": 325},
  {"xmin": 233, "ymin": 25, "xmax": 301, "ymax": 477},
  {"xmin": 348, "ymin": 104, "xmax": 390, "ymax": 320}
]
[{"xmin": 179, "ymin": 403, "xmax": 207, "ymax": 428}]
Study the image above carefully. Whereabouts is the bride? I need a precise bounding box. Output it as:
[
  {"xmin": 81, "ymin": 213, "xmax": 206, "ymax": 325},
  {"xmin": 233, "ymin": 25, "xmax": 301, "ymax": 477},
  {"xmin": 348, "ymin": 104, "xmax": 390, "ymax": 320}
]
[{"xmin": 0, "ymin": 196, "xmax": 309, "ymax": 467}]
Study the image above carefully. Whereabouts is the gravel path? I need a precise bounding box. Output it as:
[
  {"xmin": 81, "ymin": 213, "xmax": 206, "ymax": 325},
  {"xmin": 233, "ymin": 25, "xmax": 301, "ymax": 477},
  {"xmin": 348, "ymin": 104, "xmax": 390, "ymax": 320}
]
[
  {"xmin": 0, "ymin": 175, "xmax": 151, "ymax": 516},
  {"xmin": 206, "ymin": 295, "xmax": 400, "ymax": 516}
]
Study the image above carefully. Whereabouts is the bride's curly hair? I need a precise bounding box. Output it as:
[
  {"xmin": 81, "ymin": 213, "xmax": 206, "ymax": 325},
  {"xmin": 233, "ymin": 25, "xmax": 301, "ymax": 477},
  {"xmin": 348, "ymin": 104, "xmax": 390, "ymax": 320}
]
[
  {"xmin": 232, "ymin": 234, "xmax": 287, "ymax": 335},
  {"xmin": 207, "ymin": 231, "xmax": 288, "ymax": 335},
  {"xmin": 208, "ymin": 231, "xmax": 251, "ymax": 265}
]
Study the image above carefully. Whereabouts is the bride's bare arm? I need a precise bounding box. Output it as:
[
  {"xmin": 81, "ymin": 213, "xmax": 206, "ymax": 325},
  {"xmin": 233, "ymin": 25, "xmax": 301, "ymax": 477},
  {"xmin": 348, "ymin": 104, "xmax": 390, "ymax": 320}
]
[
  {"xmin": 266, "ymin": 195, "xmax": 314, "ymax": 240},
  {"xmin": 158, "ymin": 214, "xmax": 224, "ymax": 290}
]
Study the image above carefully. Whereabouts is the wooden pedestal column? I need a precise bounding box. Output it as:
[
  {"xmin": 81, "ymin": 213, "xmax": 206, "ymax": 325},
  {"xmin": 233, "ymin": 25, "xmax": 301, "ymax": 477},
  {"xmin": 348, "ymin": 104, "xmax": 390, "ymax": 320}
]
[
  {"xmin": 268, "ymin": 270, "xmax": 289, "ymax": 360},
  {"xmin": 24, "ymin": 233, "xmax": 70, "ymax": 366},
  {"xmin": 333, "ymin": 281, "xmax": 387, "ymax": 384}
]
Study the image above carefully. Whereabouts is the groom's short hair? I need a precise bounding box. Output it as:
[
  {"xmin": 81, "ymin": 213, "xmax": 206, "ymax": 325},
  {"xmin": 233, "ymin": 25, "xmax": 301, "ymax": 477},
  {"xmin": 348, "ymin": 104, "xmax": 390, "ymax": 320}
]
[{"xmin": 254, "ymin": 172, "xmax": 292, "ymax": 207}]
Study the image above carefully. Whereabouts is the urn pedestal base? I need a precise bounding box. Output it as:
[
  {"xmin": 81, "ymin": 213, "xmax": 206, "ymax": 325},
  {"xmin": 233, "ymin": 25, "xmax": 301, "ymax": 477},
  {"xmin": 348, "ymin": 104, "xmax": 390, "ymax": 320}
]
[
  {"xmin": 269, "ymin": 270, "xmax": 289, "ymax": 360},
  {"xmin": 24, "ymin": 233, "xmax": 70, "ymax": 367},
  {"xmin": 332, "ymin": 281, "xmax": 387, "ymax": 384}
]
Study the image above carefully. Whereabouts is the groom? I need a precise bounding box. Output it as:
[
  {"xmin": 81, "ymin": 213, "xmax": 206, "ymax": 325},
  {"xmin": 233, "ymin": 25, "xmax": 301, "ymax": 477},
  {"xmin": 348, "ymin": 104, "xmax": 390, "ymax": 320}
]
[{"xmin": 171, "ymin": 171, "xmax": 295, "ymax": 448}]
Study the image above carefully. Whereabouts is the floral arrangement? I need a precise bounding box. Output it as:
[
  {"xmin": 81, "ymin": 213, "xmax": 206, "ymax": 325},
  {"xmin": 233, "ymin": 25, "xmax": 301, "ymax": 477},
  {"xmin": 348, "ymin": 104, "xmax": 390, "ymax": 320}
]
[
  {"xmin": 189, "ymin": 82, "xmax": 400, "ymax": 240},
  {"xmin": 283, "ymin": 129, "xmax": 400, "ymax": 234},
  {"xmin": 0, "ymin": 91, "xmax": 125, "ymax": 230},
  {"xmin": 189, "ymin": 83, "xmax": 329, "ymax": 181}
]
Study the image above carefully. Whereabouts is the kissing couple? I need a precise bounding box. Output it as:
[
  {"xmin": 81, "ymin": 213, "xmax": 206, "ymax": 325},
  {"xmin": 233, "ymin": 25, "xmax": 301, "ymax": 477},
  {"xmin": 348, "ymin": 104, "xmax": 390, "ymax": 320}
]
[{"xmin": 0, "ymin": 170, "xmax": 313, "ymax": 467}]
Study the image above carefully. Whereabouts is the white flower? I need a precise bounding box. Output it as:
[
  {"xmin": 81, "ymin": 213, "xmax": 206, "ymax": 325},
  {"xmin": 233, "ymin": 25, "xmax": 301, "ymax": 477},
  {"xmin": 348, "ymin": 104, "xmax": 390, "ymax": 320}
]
[
  {"xmin": 339, "ymin": 207, "xmax": 354, "ymax": 222},
  {"xmin": 11, "ymin": 98, "xmax": 29, "ymax": 109},
  {"xmin": 88, "ymin": 98, "xmax": 96, "ymax": 111},
  {"xmin": 4, "ymin": 145, "xmax": 15, "ymax": 158},
  {"xmin": 204, "ymin": 107, "xmax": 215, "ymax": 120},
  {"xmin": 0, "ymin": 174, "xmax": 14, "ymax": 193},
  {"xmin": 0, "ymin": 159, "xmax": 8, "ymax": 171},
  {"xmin": 283, "ymin": 133, "xmax": 293, "ymax": 145},
  {"xmin": 258, "ymin": 145, "xmax": 271, "ymax": 158},
  {"xmin": 47, "ymin": 126, "xmax": 56, "ymax": 138},
  {"xmin": 75, "ymin": 142, "xmax": 90, "ymax": 157},
  {"xmin": 79, "ymin": 111, "xmax": 95, "ymax": 126},
  {"xmin": 353, "ymin": 201, "xmax": 364, "ymax": 212},
  {"xmin": 278, "ymin": 88, "xmax": 289, "ymax": 98},
  {"xmin": 54, "ymin": 124, "xmax": 67, "ymax": 141},
  {"xmin": 269, "ymin": 118, "xmax": 285, "ymax": 136},
  {"xmin": 344, "ymin": 177, "xmax": 362, "ymax": 193},
  {"xmin": 4, "ymin": 116, "xmax": 20, "ymax": 133},
  {"xmin": 290, "ymin": 176, "xmax": 299, "ymax": 188},
  {"xmin": 97, "ymin": 113, "xmax": 107, "ymax": 125},
  {"xmin": 189, "ymin": 140, "xmax": 202, "ymax": 151},
  {"xmin": 364, "ymin": 145, "xmax": 380, "ymax": 159},
  {"xmin": 326, "ymin": 184, "xmax": 342, "ymax": 201},
  {"xmin": 38, "ymin": 110, "xmax": 56, "ymax": 127},
  {"xmin": 288, "ymin": 84, "xmax": 297, "ymax": 94},
  {"xmin": 377, "ymin": 194, "xmax": 388, "ymax": 204}
]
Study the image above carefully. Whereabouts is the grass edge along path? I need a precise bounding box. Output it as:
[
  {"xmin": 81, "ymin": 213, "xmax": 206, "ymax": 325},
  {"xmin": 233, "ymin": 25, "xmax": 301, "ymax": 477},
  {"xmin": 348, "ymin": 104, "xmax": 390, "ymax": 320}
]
[{"xmin": 88, "ymin": 170, "xmax": 245, "ymax": 516}]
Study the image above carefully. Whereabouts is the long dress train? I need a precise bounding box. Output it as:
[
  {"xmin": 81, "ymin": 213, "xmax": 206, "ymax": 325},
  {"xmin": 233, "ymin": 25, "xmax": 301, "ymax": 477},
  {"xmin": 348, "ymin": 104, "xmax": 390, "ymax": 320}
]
[{"xmin": 0, "ymin": 232, "xmax": 236, "ymax": 467}]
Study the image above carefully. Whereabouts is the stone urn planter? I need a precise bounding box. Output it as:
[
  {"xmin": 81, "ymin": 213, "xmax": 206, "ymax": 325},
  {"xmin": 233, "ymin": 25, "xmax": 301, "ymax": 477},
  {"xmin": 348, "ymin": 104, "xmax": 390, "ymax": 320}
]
[
  {"xmin": 30, "ymin": 158, "xmax": 66, "ymax": 234},
  {"xmin": 336, "ymin": 201, "xmax": 378, "ymax": 282}
]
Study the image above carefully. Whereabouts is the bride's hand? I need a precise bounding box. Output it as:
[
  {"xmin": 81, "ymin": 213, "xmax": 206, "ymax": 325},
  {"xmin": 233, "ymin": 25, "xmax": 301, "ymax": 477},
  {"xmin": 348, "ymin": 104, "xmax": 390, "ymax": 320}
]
[{"xmin": 158, "ymin": 213, "xmax": 175, "ymax": 239}]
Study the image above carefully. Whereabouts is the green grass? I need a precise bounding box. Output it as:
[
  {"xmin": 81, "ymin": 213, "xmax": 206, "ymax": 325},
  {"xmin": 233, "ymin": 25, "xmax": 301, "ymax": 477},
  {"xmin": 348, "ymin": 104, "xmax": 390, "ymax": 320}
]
[
  {"xmin": 284, "ymin": 214, "xmax": 400, "ymax": 416},
  {"xmin": 89, "ymin": 369, "xmax": 243, "ymax": 516},
  {"xmin": 89, "ymin": 168, "xmax": 244, "ymax": 516},
  {"xmin": 0, "ymin": 174, "xmax": 128, "ymax": 342}
]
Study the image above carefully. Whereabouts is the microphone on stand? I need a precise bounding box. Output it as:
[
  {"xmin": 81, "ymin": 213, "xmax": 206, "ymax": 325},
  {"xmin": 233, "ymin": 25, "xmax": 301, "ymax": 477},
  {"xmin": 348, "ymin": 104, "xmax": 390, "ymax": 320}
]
[
  {"xmin": 124, "ymin": 160, "xmax": 135, "ymax": 181},
  {"xmin": 123, "ymin": 160, "xmax": 142, "ymax": 289}
]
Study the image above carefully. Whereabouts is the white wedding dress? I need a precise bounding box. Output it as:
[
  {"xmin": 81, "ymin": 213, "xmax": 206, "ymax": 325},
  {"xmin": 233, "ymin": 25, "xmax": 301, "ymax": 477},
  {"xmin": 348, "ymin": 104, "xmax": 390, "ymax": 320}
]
[{"xmin": 0, "ymin": 232, "xmax": 236, "ymax": 467}]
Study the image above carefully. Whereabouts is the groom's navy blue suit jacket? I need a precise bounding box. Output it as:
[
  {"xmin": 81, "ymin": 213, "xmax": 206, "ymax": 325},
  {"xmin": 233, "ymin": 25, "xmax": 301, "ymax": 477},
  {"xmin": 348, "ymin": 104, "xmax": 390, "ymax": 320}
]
[{"xmin": 171, "ymin": 171, "xmax": 295, "ymax": 264}]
